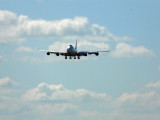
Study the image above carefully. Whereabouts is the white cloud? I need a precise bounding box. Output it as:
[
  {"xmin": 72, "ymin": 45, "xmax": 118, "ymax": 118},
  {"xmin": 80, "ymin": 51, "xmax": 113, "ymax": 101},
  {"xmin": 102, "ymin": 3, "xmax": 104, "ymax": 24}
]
[
  {"xmin": 15, "ymin": 46, "xmax": 36, "ymax": 53},
  {"xmin": 77, "ymin": 40, "xmax": 109, "ymax": 51},
  {"xmin": 0, "ymin": 10, "xmax": 17, "ymax": 25},
  {"xmin": 21, "ymin": 17, "xmax": 88, "ymax": 36},
  {"xmin": 0, "ymin": 10, "xmax": 26, "ymax": 44},
  {"xmin": 33, "ymin": 103, "xmax": 77, "ymax": 115},
  {"xmin": 0, "ymin": 10, "xmax": 131, "ymax": 44},
  {"xmin": 118, "ymin": 91, "xmax": 160, "ymax": 106},
  {"xmin": 22, "ymin": 82, "xmax": 110, "ymax": 102},
  {"xmin": 146, "ymin": 81, "xmax": 160, "ymax": 89},
  {"xmin": 117, "ymin": 91, "xmax": 160, "ymax": 120},
  {"xmin": 48, "ymin": 42, "xmax": 70, "ymax": 52},
  {"xmin": 0, "ymin": 82, "xmax": 160, "ymax": 120},
  {"xmin": 111, "ymin": 42, "xmax": 155, "ymax": 57},
  {"xmin": 0, "ymin": 77, "xmax": 17, "ymax": 87},
  {"xmin": 18, "ymin": 54, "xmax": 67, "ymax": 64},
  {"xmin": 0, "ymin": 77, "xmax": 19, "ymax": 96}
]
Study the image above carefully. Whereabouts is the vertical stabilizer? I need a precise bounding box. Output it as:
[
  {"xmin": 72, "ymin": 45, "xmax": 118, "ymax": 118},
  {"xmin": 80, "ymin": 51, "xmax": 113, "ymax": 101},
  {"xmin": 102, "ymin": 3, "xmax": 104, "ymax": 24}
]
[{"xmin": 75, "ymin": 40, "xmax": 77, "ymax": 50}]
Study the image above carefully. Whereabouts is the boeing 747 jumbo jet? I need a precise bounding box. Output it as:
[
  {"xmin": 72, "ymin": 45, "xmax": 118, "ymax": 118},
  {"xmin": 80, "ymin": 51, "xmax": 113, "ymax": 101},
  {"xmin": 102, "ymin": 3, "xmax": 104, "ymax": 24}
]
[{"xmin": 40, "ymin": 41, "xmax": 109, "ymax": 59}]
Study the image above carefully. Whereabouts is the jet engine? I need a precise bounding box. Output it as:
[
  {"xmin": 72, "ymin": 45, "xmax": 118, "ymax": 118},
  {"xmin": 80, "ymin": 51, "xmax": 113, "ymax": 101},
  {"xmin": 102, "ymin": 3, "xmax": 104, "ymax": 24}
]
[
  {"xmin": 47, "ymin": 52, "xmax": 50, "ymax": 55},
  {"xmin": 95, "ymin": 52, "xmax": 99, "ymax": 56},
  {"xmin": 84, "ymin": 53, "xmax": 87, "ymax": 56},
  {"xmin": 56, "ymin": 53, "xmax": 60, "ymax": 56}
]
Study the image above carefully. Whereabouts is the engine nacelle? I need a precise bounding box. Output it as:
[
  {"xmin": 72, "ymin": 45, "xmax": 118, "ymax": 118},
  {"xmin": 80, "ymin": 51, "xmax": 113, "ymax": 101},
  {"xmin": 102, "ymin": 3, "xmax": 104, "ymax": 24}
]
[
  {"xmin": 56, "ymin": 53, "xmax": 60, "ymax": 56},
  {"xmin": 95, "ymin": 52, "xmax": 99, "ymax": 56},
  {"xmin": 47, "ymin": 52, "xmax": 50, "ymax": 55}
]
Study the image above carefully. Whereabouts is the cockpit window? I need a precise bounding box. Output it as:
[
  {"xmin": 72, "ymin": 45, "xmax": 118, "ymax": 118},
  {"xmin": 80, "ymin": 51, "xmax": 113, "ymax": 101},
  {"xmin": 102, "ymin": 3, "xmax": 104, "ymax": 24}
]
[{"xmin": 67, "ymin": 45, "xmax": 73, "ymax": 49}]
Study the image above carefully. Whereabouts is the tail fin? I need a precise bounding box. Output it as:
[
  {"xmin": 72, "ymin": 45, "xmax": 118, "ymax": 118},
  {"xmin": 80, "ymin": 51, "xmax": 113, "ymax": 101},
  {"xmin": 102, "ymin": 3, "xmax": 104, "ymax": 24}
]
[{"xmin": 75, "ymin": 40, "xmax": 77, "ymax": 50}]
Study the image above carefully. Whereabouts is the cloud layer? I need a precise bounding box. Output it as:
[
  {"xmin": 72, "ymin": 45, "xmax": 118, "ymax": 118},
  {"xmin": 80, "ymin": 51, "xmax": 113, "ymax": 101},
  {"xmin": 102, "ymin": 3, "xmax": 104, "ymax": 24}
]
[
  {"xmin": 111, "ymin": 43, "xmax": 155, "ymax": 57},
  {"xmin": 0, "ymin": 79, "xmax": 160, "ymax": 120},
  {"xmin": 0, "ymin": 10, "xmax": 131, "ymax": 45},
  {"xmin": 0, "ymin": 77, "xmax": 17, "ymax": 87},
  {"xmin": 22, "ymin": 82, "xmax": 110, "ymax": 102},
  {"xmin": 0, "ymin": 10, "xmax": 155, "ymax": 63},
  {"xmin": 146, "ymin": 81, "xmax": 160, "ymax": 88}
]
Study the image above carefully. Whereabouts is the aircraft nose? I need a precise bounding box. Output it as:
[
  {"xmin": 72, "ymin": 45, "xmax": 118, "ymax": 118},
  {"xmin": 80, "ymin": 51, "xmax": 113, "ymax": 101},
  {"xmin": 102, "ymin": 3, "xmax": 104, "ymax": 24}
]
[{"xmin": 67, "ymin": 45, "xmax": 73, "ymax": 53}]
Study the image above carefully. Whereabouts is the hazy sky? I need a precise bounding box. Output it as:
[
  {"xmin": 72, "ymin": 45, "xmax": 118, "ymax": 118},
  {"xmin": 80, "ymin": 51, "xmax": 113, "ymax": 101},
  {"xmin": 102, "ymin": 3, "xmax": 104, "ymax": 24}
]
[{"xmin": 0, "ymin": 0, "xmax": 160, "ymax": 120}]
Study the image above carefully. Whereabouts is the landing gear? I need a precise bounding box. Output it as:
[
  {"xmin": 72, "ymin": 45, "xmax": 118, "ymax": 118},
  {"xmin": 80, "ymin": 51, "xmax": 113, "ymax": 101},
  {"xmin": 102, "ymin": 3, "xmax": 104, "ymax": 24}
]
[{"xmin": 65, "ymin": 56, "xmax": 80, "ymax": 60}]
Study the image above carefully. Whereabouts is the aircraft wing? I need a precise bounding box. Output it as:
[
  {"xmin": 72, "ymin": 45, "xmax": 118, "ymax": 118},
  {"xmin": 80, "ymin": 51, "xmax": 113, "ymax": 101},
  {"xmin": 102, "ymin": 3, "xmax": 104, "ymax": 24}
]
[
  {"xmin": 78, "ymin": 50, "xmax": 110, "ymax": 56},
  {"xmin": 46, "ymin": 51, "xmax": 68, "ymax": 56},
  {"xmin": 87, "ymin": 50, "xmax": 110, "ymax": 54},
  {"xmin": 38, "ymin": 49, "xmax": 67, "ymax": 56}
]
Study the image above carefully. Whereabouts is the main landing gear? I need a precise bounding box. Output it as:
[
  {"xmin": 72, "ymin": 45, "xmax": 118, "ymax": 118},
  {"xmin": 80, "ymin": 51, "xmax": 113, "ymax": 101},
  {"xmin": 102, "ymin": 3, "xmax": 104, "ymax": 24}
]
[{"xmin": 64, "ymin": 56, "xmax": 80, "ymax": 60}]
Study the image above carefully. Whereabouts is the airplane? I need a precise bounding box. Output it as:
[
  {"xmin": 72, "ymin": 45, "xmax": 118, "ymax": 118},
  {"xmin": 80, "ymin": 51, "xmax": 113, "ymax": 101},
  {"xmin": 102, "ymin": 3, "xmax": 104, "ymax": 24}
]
[{"xmin": 40, "ymin": 41, "xmax": 109, "ymax": 59}]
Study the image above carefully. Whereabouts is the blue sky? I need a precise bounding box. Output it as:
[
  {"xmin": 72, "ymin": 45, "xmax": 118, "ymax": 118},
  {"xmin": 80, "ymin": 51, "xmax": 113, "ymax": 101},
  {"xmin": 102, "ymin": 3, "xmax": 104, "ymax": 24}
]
[{"xmin": 0, "ymin": 0, "xmax": 160, "ymax": 120}]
